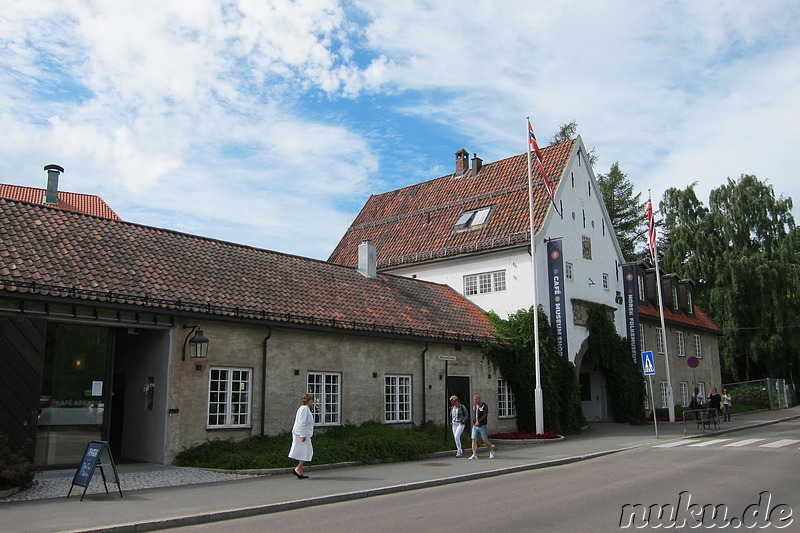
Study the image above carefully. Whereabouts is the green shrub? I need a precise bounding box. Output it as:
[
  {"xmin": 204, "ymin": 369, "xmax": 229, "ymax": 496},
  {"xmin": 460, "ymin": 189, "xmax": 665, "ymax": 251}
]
[
  {"xmin": 174, "ymin": 421, "xmax": 459, "ymax": 470},
  {"xmin": 0, "ymin": 433, "xmax": 37, "ymax": 490}
]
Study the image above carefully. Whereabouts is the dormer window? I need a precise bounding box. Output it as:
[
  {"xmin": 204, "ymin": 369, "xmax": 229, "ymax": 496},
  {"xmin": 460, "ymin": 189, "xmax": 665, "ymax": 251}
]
[{"xmin": 455, "ymin": 206, "xmax": 492, "ymax": 231}]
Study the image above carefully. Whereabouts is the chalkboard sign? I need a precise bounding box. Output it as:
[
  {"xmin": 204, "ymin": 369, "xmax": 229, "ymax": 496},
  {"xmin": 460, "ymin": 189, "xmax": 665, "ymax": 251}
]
[{"xmin": 68, "ymin": 441, "xmax": 123, "ymax": 501}]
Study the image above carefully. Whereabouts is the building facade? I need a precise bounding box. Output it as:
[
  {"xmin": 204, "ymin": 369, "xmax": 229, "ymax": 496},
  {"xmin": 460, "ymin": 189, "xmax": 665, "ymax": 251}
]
[{"xmin": 0, "ymin": 198, "xmax": 514, "ymax": 468}]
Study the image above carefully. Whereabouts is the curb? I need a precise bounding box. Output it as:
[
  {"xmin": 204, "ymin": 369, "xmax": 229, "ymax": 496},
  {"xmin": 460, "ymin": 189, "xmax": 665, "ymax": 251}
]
[{"xmin": 61, "ymin": 446, "xmax": 635, "ymax": 533}]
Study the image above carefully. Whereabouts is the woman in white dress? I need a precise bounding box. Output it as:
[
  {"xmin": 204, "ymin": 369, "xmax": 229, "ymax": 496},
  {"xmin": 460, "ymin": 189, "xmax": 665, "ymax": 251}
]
[{"xmin": 288, "ymin": 394, "xmax": 315, "ymax": 479}]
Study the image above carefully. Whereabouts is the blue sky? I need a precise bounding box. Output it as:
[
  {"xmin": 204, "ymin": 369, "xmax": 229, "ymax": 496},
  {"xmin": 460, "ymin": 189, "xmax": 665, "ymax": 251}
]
[{"xmin": 2, "ymin": 0, "xmax": 799, "ymax": 260}]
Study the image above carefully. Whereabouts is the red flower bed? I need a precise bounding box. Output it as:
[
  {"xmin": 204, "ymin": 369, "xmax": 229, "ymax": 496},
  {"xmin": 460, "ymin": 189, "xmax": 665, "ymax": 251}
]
[{"xmin": 489, "ymin": 431, "xmax": 560, "ymax": 440}]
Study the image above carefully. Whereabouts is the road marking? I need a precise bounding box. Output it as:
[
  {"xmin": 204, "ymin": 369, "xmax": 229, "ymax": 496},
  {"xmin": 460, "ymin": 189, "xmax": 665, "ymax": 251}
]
[
  {"xmin": 688, "ymin": 439, "xmax": 731, "ymax": 447},
  {"xmin": 723, "ymin": 439, "xmax": 766, "ymax": 447},
  {"xmin": 653, "ymin": 440, "xmax": 701, "ymax": 448},
  {"xmin": 759, "ymin": 439, "xmax": 800, "ymax": 448}
]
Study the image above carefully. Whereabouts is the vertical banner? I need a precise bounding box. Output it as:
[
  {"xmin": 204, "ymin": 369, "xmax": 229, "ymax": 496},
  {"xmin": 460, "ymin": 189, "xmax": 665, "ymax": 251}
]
[
  {"xmin": 622, "ymin": 264, "xmax": 642, "ymax": 367},
  {"xmin": 547, "ymin": 239, "xmax": 568, "ymax": 362}
]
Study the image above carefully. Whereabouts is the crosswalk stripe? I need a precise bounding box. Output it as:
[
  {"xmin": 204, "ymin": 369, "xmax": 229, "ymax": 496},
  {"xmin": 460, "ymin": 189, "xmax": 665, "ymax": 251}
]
[
  {"xmin": 653, "ymin": 440, "xmax": 701, "ymax": 448},
  {"xmin": 688, "ymin": 439, "xmax": 731, "ymax": 447},
  {"xmin": 759, "ymin": 439, "xmax": 800, "ymax": 448},
  {"xmin": 724, "ymin": 439, "xmax": 766, "ymax": 447}
]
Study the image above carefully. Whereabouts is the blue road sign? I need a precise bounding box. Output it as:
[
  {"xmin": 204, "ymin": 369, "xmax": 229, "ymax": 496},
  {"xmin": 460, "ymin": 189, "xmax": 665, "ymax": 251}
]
[{"xmin": 641, "ymin": 351, "xmax": 656, "ymax": 375}]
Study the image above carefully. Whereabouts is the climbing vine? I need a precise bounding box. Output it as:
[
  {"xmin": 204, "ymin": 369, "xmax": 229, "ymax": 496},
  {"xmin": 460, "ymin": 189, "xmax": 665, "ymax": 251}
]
[{"xmin": 482, "ymin": 307, "xmax": 585, "ymax": 435}]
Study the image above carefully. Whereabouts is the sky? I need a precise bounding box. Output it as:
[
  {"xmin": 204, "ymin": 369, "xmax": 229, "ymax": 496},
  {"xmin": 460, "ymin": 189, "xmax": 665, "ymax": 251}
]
[{"xmin": 1, "ymin": 0, "xmax": 798, "ymax": 260}]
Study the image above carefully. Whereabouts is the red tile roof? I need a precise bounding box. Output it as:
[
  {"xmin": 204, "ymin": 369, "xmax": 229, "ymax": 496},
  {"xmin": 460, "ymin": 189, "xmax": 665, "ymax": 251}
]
[
  {"xmin": 0, "ymin": 198, "xmax": 495, "ymax": 343},
  {"xmin": 639, "ymin": 301, "xmax": 723, "ymax": 335},
  {"xmin": 0, "ymin": 184, "xmax": 121, "ymax": 220},
  {"xmin": 328, "ymin": 140, "xmax": 576, "ymax": 268}
]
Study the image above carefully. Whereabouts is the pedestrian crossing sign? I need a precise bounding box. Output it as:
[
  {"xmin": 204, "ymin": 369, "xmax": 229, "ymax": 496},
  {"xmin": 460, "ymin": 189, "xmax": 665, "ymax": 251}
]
[{"xmin": 641, "ymin": 351, "xmax": 656, "ymax": 375}]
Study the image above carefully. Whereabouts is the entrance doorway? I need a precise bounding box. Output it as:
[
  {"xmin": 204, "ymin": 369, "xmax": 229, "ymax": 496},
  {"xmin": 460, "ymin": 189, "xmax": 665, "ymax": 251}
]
[{"xmin": 446, "ymin": 375, "xmax": 471, "ymax": 425}]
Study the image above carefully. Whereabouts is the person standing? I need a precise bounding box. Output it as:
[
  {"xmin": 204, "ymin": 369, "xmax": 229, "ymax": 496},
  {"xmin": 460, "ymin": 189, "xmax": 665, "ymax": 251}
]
[
  {"xmin": 468, "ymin": 394, "xmax": 495, "ymax": 460},
  {"xmin": 708, "ymin": 387, "xmax": 722, "ymax": 417},
  {"xmin": 288, "ymin": 394, "xmax": 315, "ymax": 479},
  {"xmin": 722, "ymin": 388, "xmax": 732, "ymax": 422},
  {"xmin": 449, "ymin": 395, "xmax": 469, "ymax": 457}
]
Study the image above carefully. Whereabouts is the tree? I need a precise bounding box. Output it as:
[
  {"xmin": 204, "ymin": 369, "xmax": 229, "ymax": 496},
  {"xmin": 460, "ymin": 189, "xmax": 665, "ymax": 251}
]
[
  {"xmin": 659, "ymin": 175, "xmax": 800, "ymax": 382},
  {"xmin": 596, "ymin": 162, "xmax": 646, "ymax": 261},
  {"xmin": 550, "ymin": 120, "xmax": 598, "ymax": 166}
]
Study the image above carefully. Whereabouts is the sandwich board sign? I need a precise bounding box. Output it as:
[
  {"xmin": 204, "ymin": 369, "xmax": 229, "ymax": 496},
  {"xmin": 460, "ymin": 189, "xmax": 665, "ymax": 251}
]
[
  {"xmin": 641, "ymin": 351, "xmax": 656, "ymax": 376},
  {"xmin": 68, "ymin": 441, "xmax": 123, "ymax": 501}
]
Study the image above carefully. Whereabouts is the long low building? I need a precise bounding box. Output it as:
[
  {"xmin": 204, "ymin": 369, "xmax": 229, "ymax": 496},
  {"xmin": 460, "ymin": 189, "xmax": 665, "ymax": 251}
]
[{"xmin": 0, "ymin": 196, "xmax": 514, "ymax": 468}]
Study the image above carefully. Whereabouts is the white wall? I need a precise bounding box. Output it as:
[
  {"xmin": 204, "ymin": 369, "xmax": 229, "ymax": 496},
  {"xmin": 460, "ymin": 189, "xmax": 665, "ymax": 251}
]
[{"xmin": 388, "ymin": 139, "xmax": 628, "ymax": 367}]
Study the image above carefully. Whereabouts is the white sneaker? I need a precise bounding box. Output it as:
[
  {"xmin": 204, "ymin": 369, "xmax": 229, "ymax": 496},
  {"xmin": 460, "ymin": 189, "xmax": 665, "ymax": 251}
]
[
  {"xmin": 455, "ymin": 452, "xmax": 463, "ymax": 457},
  {"xmin": 468, "ymin": 455, "xmax": 478, "ymax": 460},
  {"xmin": 489, "ymin": 452, "xmax": 495, "ymax": 459}
]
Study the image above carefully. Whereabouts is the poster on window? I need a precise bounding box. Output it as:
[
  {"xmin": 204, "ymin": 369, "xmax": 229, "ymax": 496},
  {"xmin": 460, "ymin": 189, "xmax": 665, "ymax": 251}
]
[
  {"xmin": 621, "ymin": 264, "xmax": 642, "ymax": 367},
  {"xmin": 547, "ymin": 239, "xmax": 568, "ymax": 362}
]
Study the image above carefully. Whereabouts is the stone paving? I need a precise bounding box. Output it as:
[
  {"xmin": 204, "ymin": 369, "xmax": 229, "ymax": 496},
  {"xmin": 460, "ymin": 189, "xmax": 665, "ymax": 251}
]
[{"xmin": 0, "ymin": 465, "xmax": 261, "ymax": 502}]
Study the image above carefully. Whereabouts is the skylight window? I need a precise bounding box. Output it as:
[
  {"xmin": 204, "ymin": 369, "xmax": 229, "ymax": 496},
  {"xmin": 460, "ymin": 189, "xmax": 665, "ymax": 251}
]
[{"xmin": 455, "ymin": 206, "xmax": 492, "ymax": 231}]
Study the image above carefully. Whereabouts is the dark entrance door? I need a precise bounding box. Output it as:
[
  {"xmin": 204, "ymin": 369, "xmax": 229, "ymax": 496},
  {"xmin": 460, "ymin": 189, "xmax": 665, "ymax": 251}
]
[
  {"xmin": 446, "ymin": 375, "xmax": 471, "ymax": 426},
  {"xmin": 0, "ymin": 317, "xmax": 46, "ymax": 459}
]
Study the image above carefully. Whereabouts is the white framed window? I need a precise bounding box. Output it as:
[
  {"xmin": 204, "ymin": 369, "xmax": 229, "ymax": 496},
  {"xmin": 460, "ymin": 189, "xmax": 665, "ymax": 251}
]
[
  {"xmin": 464, "ymin": 270, "xmax": 506, "ymax": 296},
  {"xmin": 672, "ymin": 285, "xmax": 679, "ymax": 311},
  {"xmin": 656, "ymin": 327, "xmax": 665, "ymax": 354},
  {"xmin": 680, "ymin": 381, "xmax": 689, "ymax": 407},
  {"xmin": 676, "ymin": 331, "xmax": 685, "ymax": 357},
  {"xmin": 687, "ymin": 291, "xmax": 694, "ymax": 314},
  {"xmin": 208, "ymin": 367, "xmax": 251, "ymax": 428},
  {"xmin": 565, "ymin": 262, "xmax": 573, "ymax": 280},
  {"xmin": 694, "ymin": 335, "xmax": 702, "ymax": 358},
  {"xmin": 455, "ymin": 206, "xmax": 492, "ymax": 231},
  {"xmin": 637, "ymin": 274, "xmax": 646, "ymax": 301},
  {"xmin": 659, "ymin": 381, "xmax": 669, "ymax": 409},
  {"xmin": 498, "ymin": 378, "xmax": 516, "ymax": 418},
  {"xmin": 639, "ymin": 324, "xmax": 645, "ymax": 349},
  {"xmin": 697, "ymin": 382, "xmax": 706, "ymax": 400},
  {"xmin": 385, "ymin": 375, "xmax": 412, "ymax": 423},
  {"xmin": 307, "ymin": 372, "xmax": 341, "ymax": 425},
  {"xmin": 602, "ymin": 273, "xmax": 609, "ymax": 290}
]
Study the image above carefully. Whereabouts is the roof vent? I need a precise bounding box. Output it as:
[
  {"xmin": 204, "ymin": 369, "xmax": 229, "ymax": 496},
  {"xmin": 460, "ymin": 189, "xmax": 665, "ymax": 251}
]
[
  {"xmin": 358, "ymin": 240, "xmax": 378, "ymax": 278},
  {"xmin": 43, "ymin": 164, "xmax": 64, "ymax": 205},
  {"xmin": 454, "ymin": 148, "xmax": 469, "ymax": 176}
]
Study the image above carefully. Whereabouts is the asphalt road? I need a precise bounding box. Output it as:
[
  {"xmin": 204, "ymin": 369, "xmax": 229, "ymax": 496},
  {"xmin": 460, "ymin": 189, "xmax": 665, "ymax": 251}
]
[{"xmin": 166, "ymin": 419, "xmax": 800, "ymax": 532}]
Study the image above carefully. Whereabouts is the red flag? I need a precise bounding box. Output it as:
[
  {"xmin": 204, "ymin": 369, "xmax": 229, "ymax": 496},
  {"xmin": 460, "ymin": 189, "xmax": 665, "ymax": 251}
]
[
  {"xmin": 646, "ymin": 201, "xmax": 657, "ymax": 254},
  {"xmin": 528, "ymin": 118, "xmax": 556, "ymax": 208}
]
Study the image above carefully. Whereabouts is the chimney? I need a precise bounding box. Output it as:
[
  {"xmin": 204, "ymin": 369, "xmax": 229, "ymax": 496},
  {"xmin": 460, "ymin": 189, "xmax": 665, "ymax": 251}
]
[
  {"xmin": 357, "ymin": 240, "xmax": 377, "ymax": 278},
  {"xmin": 471, "ymin": 153, "xmax": 483, "ymax": 174},
  {"xmin": 43, "ymin": 164, "xmax": 64, "ymax": 205},
  {"xmin": 454, "ymin": 148, "xmax": 469, "ymax": 176}
]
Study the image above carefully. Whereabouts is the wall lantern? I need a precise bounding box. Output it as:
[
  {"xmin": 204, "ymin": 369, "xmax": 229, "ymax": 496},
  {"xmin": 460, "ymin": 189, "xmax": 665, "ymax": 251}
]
[{"xmin": 183, "ymin": 325, "xmax": 209, "ymax": 360}]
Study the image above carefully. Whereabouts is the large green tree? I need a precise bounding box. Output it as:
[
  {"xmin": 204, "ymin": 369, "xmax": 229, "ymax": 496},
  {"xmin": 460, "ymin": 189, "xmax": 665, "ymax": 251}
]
[
  {"xmin": 596, "ymin": 162, "xmax": 646, "ymax": 261},
  {"xmin": 659, "ymin": 175, "xmax": 800, "ymax": 382}
]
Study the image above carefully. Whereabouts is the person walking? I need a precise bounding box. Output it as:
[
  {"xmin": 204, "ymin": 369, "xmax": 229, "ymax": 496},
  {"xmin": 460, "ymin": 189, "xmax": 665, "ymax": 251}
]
[
  {"xmin": 722, "ymin": 388, "xmax": 732, "ymax": 422},
  {"xmin": 449, "ymin": 395, "xmax": 469, "ymax": 457},
  {"xmin": 468, "ymin": 394, "xmax": 495, "ymax": 460},
  {"xmin": 288, "ymin": 393, "xmax": 315, "ymax": 479}
]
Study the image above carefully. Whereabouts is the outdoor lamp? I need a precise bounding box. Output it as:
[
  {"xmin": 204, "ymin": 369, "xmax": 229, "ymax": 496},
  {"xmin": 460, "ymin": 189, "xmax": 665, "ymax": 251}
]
[{"xmin": 183, "ymin": 325, "xmax": 209, "ymax": 360}]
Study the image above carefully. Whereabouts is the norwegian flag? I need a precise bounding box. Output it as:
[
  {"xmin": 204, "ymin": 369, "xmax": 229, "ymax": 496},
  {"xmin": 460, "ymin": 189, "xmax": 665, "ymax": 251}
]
[
  {"xmin": 646, "ymin": 201, "xmax": 657, "ymax": 255},
  {"xmin": 528, "ymin": 118, "xmax": 557, "ymax": 211}
]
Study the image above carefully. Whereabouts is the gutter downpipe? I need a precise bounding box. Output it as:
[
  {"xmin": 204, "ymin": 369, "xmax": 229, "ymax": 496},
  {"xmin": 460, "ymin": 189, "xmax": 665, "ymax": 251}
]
[
  {"xmin": 420, "ymin": 342, "xmax": 429, "ymax": 424},
  {"xmin": 261, "ymin": 326, "xmax": 272, "ymax": 437}
]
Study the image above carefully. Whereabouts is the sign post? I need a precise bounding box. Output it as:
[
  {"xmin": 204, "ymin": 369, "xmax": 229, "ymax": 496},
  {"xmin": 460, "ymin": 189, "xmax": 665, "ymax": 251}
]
[
  {"xmin": 642, "ymin": 351, "xmax": 658, "ymax": 438},
  {"xmin": 68, "ymin": 441, "xmax": 123, "ymax": 501}
]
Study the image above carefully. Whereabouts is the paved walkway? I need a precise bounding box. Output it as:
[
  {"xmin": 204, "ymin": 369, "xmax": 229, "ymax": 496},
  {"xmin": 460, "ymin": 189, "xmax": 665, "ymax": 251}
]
[{"xmin": 2, "ymin": 408, "xmax": 798, "ymax": 533}]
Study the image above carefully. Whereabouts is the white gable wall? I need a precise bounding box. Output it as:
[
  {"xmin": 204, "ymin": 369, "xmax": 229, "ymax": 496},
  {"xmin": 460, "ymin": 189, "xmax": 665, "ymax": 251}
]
[{"xmin": 386, "ymin": 139, "xmax": 627, "ymax": 365}]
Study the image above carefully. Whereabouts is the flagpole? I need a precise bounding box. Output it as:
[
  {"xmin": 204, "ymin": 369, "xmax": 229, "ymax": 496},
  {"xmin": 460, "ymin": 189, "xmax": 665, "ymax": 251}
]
[
  {"xmin": 526, "ymin": 117, "xmax": 545, "ymax": 435},
  {"xmin": 649, "ymin": 191, "xmax": 676, "ymax": 423}
]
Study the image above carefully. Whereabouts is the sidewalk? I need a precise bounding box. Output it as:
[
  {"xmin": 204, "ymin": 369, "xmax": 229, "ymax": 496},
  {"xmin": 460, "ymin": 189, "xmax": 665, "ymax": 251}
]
[{"xmin": 2, "ymin": 407, "xmax": 798, "ymax": 533}]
